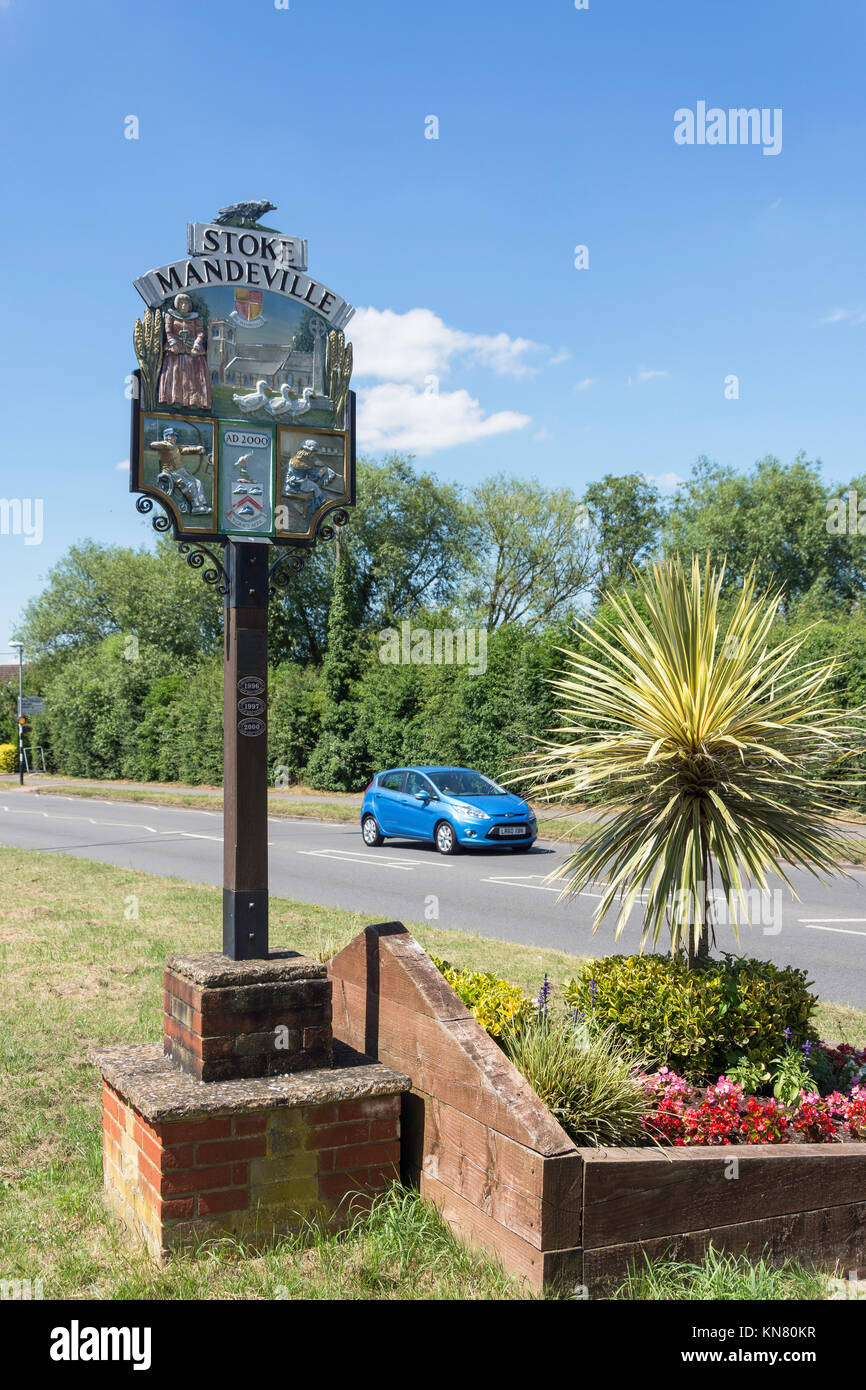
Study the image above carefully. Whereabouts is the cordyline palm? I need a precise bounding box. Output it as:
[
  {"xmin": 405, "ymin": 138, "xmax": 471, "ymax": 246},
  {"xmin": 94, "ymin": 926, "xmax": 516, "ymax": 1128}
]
[{"xmin": 519, "ymin": 555, "xmax": 863, "ymax": 960}]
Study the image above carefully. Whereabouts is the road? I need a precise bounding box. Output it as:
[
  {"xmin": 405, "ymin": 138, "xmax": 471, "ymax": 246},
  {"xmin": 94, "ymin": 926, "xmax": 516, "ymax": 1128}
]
[{"xmin": 1, "ymin": 789, "xmax": 865, "ymax": 1007}]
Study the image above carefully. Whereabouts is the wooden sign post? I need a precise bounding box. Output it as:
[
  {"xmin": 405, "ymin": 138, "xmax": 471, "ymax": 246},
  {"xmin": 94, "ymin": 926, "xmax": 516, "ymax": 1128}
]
[
  {"xmin": 223, "ymin": 541, "xmax": 270, "ymax": 958},
  {"xmin": 129, "ymin": 202, "xmax": 355, "ymax": 962}
]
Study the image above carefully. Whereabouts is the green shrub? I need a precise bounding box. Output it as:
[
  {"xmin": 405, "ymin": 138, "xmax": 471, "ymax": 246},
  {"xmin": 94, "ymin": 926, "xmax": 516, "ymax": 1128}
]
[
  {"xmin": 429, "ymin": 956, "xmax": 536, "ymax": 1043},
  {"xmin": 0, "ymin": 742, "xmax": 17, "ymax": 773},
  {"xmin": 504, "ymin": 1015, "xmax": 649, "ymax": 1147},
  {"xmin": 564, "ymin": 953, "xmax": 818, "ymax": 1082}
]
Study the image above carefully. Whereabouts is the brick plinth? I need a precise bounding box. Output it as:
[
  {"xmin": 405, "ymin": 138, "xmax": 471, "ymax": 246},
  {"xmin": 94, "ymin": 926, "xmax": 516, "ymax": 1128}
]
[
  {"xmin": 163, "ymin": 949, "xmax": 333, "ymax": 1081},
  {"xmin": 92, "ymin": 1043, "xmax": 409, "ymax": 1260}
]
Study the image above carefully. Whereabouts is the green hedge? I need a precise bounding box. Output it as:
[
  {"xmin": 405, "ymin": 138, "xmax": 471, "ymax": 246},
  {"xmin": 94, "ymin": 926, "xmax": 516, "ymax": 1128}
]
[
  {"xmin": 564, "ymin": 953, "xmax": 819, "ymax": 1082},
  {"xmin": 429, "ymin": 955, "xmax": 536, "ymax": 1043}
]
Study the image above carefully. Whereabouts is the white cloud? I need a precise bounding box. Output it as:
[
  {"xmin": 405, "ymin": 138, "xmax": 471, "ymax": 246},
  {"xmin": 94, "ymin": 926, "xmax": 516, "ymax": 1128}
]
[
  {"xmin": 534, "ymin": 428, "xmax": 553, "ymax": 440},
  {"xmin": 645, "ymin": 471, "xmax": 685, "ymax": 491},
  {"xmin": 350, "ymin": 306, "xmax": 546, "ymax": 384},
  {"xmin": 631, "ymin": 368, "xmax": 670, "ymax": 385},
  {"xmin": 548, "ymin": 349, "xmax": 572, "ymax": 365},
  {"xmin": 821, "ymin": 308, "xmax": 866, "ymax": 325},
  {"xmin": 356, "ymin": 383, "xmax": 530, "ymax": 455},
  {"xmin": 574, "ymin": 377, "xmax": 596, "ymax": 391},
  {"xmin": 115, "ymin": 459, "xmax": 129, "ymax": 471}
]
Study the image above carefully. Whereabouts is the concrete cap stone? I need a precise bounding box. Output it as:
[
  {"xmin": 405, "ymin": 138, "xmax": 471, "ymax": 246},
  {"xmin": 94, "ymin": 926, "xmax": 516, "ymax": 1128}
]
[
  {"xmin": 90, "ymin": 1040, "xmax": 409, "ymax": 1122},
  {"xmin": 165, "ymin": 950, "xmax": 327, "ymax": 988}
]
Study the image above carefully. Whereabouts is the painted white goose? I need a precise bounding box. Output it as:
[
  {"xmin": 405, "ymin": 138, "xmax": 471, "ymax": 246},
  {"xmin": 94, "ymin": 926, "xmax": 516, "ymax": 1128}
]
[
  {"xmin": 265, "ymin": 384, "xmax": 316, "ymax": 418},
  {"xmin": 232, "ymin": 380, "xmax": 271, "ymax": 413},
  {"xmin": 263, "ymin": 384, "xmax": 295, "ymax": 416}
]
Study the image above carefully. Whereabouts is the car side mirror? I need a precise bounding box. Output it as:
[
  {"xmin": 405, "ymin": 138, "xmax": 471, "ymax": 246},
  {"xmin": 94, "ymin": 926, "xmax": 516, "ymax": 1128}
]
[{"xmin": 415, "ymin": 791, "xmax": 430, "ymax": 803}]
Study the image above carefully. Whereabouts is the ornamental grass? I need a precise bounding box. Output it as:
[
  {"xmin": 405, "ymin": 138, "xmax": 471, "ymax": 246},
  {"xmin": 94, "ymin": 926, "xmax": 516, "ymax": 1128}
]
[{"xmin": 518, "ymin": 554, "xmax": 865, "ymax": 958}]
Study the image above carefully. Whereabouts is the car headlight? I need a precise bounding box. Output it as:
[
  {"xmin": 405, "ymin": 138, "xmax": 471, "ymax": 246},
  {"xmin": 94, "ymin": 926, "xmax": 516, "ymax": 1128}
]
[{"xmin": 457, "ymin": 803, "xmax": 490, "ymax": 820}]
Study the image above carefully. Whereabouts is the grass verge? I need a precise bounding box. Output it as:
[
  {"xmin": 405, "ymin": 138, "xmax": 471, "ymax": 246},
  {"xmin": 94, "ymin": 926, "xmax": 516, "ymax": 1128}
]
[
  {"xmin": 29, "ymin": 785, "xmax": 361, "ymax": 825},
  {"xmin": 614, "ymin": 1245, "xmax": 835, "ymax": 1300},
  {"xmin": 0, "ymin": 845, "xmax": 862, "ymax": 1299},
  {"xmin": 25, "ymin": 784, "xmax": 597, "ymax": 842},
  {"xmin": 0, "ymin": 845, "xmax": 584, "ymax": 1299}
]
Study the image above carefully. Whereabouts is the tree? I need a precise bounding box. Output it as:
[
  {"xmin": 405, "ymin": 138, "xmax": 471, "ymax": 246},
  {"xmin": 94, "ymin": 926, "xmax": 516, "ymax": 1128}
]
[
  {"xmin": 268, "ymin": 548, "xmax": 335, "ymax": 666},
  {"xmin": 39, "ymin": 635, "xmax": 179, "ymax": 779},
  {"xmin": 583, "ymin": 473, "xmax": 663, "ymax": 597},
  {"xmin": 346, "ymin": 456, "xmax": 478, "ymax": 624},
  {"xmin": 304, "ymin": 545, "xmax": 368, "ymax": 790},
  {"xmin": 267, "ymin": 664, "xmax": 324, "ymax": 785},
  {"xmin": 268, "ymin": 455, "xmax": 478, "ymax": 663},
  {"xmin": 664, "ymin": 454, "xmax": 866, "ymax": 608},
  {"xmin": 469, "ymin": 474, "xmax": 595, "ymax": 629},
  {"xmin": 520, "ymin": 555, "xmax": 864, "ymax": 964},
  {"xmin": 18, "ymin": 537, "xmax": 223, "ymax": 668}
]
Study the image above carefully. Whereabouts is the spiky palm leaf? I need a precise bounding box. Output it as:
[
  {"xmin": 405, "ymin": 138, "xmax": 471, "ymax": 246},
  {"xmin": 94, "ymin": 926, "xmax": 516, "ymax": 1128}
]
[{"xmin": 519, "ymin": 555, "xmax": 864, "ymax": 955}]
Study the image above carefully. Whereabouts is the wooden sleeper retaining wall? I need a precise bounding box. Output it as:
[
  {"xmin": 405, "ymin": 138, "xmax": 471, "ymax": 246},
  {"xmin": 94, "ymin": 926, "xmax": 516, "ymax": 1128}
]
[{"xmin": 328, "ymin": 922, "xmax": 866, "ymax": 1292}]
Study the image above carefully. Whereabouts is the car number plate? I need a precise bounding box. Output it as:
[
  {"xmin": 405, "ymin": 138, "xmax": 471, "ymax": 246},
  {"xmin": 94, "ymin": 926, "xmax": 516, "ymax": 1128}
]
[{"xmin": 499, "ymin": 825, "xmax": 526, "ymax": 837}]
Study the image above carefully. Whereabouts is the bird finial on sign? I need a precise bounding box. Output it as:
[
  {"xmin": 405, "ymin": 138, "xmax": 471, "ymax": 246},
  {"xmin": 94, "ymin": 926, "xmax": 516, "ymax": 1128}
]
[{"xmin": 214, "ymin": 200, "xmax": 278, "ymax": 230}]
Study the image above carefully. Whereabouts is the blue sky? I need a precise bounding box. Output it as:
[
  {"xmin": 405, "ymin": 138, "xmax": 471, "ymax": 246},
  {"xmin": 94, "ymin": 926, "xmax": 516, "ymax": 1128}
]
[{"xmin": 1, "ymin": 0, "xmax": 864, "ymax": 652}]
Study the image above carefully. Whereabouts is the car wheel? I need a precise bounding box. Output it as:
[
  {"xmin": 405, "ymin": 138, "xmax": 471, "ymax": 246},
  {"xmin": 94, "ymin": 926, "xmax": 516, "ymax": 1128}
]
[
  {"xmin": 361, "ymin": 814, "xmax": 384, "ymax": 847},
  {"xmin": 434, "ymin": 820, "xmax": 459, "ymax": 855}
]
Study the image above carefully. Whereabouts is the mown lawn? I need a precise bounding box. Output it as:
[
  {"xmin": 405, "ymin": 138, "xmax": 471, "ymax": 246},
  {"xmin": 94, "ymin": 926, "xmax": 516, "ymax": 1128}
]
[{"xmin": 0, "ymin": 846, "xmax": 862, "ymax": 1299}]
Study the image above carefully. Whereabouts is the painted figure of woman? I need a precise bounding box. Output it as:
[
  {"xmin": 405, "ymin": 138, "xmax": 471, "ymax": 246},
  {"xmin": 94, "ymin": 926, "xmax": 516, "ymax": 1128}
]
[{"xmin": 157, "ymin": 293, "xmax": 212, "ymax": 409}]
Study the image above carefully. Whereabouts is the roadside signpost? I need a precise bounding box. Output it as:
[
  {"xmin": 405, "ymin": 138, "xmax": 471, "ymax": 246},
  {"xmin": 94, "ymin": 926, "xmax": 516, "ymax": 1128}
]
[
  {"xmin": 93, "ymin": 201, "xmax": 408, "ymax": 1268},
  {"xmin": 10, "ymin": 640, "xmax": 25, "ymax": 785},
  {"xmin": 19, "ymin": 697, "xmax": 44, "ymax": 715},
  {"xmin": 129, "ymin": 202, "xmax": 356, "ymax": 959}
]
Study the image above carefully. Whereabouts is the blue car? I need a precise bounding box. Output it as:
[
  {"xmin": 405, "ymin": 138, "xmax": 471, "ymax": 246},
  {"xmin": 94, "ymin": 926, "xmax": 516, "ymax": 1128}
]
[{"xmin": 360, "ymin": 765, "xmax": 538, "ymax": 855}]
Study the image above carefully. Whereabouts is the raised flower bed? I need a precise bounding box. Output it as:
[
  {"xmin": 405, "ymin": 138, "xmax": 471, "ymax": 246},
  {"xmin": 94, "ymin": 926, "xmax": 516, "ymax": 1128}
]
[
  {"xmin": 328, "ymin": 922, "xmax": 866, "ymax": 1292},
  {"xmin": 642, "ymin": 1067, "xmax": 866, "ymax": 1147}
]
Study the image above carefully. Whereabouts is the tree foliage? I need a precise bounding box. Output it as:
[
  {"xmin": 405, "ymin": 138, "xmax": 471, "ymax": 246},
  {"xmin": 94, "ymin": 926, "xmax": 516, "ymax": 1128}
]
[
  {"xmin": 584, "ymin": 472, "xmax": 663, "ymax": 597},
  {"xmin": 664, "ymin": 454, "xmax": 866, "ymax": 608},
  {"xmin": 17, "ymin": 451, "xmax": 866, "ymax": 808},
  {"xmin": 468, "ymin": 473, "xmax": 594, "ymax": 629},
  {"xmin": 18, "ymin": 537, "xmax": 222, "ymax": 668},
  {"xmin": 305, "ymin": 545, "xmax": 367, "ymax": 790}
]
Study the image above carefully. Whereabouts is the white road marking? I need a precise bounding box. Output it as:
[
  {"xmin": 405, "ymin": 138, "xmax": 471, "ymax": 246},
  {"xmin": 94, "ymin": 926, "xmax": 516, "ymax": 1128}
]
[
  {"xmin": 297, "ymin": 850, "xmax": 413, "ymax": 872},
  {"xmin": 481, "ymin": 874, "xmax": 649, "ymax": 907},
  {"xmin": 798, "ymin": 917, "xmax": 866, "ymax": 923},
  {"xmin": 297, "ymin": 847, "xmax": 455, "ymax": 871},
  {"xmin": 481, "ymin": 875, "xmax": 560, "ymax": 893},
  {"xmin": 0, "ymin": 804, "xmax": 224, "ymax": 842},
  {"xmin": 2, "ymin": 804, "xmax": 161, "ymax": 833},
  {"xmin": 800, "ymin": 928, "xmax": 866, "ymax": 939},
  {"xmin": 481, "ymin": 873, "xmax": 608, "ymax": 898},
  {"xmin": 170, "ymin": 832, "xmax": 225, "ymax": 843}
]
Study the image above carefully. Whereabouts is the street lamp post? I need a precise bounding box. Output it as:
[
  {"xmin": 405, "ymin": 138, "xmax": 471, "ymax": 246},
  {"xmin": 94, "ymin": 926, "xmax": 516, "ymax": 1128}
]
[{"xmin": 10, "ymin": 641, "xmax": 23, "ymax": 786}]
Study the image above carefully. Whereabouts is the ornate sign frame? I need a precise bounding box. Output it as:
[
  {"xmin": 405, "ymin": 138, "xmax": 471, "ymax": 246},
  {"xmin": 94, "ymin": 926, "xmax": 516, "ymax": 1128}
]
[
  {"xmin": 129, "ymin": 207, "xmax": 356, "ymax": 558},
  {"xmin": 130, "ymin": 379, "xmax": 355, "ymax": 550}
]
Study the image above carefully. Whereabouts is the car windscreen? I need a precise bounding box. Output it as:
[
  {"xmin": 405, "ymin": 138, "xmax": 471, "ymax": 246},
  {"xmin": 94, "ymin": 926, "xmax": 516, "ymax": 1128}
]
[{"xmin": 428, "ymin": 770, "xmax": 506, "ymax": 796}]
